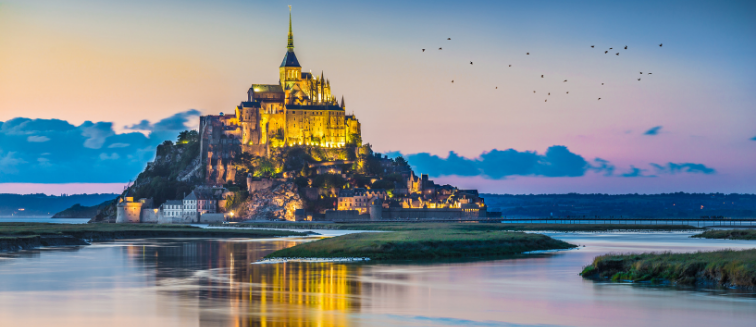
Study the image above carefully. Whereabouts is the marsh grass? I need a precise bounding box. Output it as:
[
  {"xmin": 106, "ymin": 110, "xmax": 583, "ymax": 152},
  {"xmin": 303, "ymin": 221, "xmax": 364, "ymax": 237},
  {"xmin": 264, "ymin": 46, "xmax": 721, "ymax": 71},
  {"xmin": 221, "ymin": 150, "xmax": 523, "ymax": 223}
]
[
  {"xmin": 692, "ymin": 229, "xmax": 756, "ymax": 240},
  {"xmin": 580, "ymin": 249, "xmax": 756, "ymax": 288},
  {"xmin": 0, "ymin": 222, "xmax": 306, "ymax": 239},
  {"xmin": 265, "ymin": 229, "xmax": 576, "ymax": 260}
]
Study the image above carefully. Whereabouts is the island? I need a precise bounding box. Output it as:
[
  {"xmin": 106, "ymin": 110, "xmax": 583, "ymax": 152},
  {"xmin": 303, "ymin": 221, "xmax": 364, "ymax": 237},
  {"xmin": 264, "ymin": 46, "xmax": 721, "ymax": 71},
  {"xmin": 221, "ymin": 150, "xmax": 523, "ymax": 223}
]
[
  {"xmin": 263, "ymin": 223, "xmax": 577, "ymax": 260},
  {"xmin": 580, "ymin": 249, "xmax": 756, "ymax": 289}
]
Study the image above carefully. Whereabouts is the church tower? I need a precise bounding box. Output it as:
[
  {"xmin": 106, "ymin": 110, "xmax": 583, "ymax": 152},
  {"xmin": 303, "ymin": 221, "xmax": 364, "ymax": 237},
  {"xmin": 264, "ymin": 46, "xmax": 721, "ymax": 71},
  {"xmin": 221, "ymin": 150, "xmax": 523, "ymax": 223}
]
[{"xmin": 279, "ymin": 7, "xmax": 301, "ymax": 91}]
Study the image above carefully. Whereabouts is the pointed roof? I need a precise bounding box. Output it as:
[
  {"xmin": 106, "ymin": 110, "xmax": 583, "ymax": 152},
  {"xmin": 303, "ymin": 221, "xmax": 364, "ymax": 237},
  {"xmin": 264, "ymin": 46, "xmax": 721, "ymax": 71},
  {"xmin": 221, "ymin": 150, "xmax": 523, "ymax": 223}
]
[{"xmin": 280, "ymin": 7, "xmax": 301, "ymax": 68}]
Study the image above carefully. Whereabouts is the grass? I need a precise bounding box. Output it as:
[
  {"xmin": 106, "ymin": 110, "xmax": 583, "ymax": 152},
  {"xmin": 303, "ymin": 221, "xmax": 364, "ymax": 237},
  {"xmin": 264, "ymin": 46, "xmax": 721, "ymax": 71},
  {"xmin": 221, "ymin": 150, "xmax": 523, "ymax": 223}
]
[
  {"xmin": 218, "ymin": 222, "xmax": 700, "ymax": 232},
  {"xmin": 264, "ymin": 225, "xmax": 577, "ymax": 260},
  {"xmin": 692, "ymin": 229, "xmax": 756, "ymax": 240},
  {"xmin": 0, "ymin": 222, "xmax": 307, "ymax": 240},
  {"xmin": 580, "ymin": 249, "xmax": 756, "ymax": 288}
]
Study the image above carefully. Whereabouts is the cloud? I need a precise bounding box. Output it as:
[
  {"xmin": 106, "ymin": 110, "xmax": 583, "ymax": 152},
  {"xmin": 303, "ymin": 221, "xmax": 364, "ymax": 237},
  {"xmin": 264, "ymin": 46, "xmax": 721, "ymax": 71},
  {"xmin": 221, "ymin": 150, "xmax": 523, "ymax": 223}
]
[
  {"xmin": 0, "ymin": 151, "xmax": 27, "ymax": 174},
  {"xmin": 390, "ymin": 148, "xmax": 713, "ymax": 180},
  {"xmin": 651, "ymin": 162, "xmax": 716, "ymax": 175},
  {"xmin": 396, "ymin": 146, "xmax": 591, "ymax": 179},
  {"xmin": 0, "ymin": 110, "xmax": 201, "ymax": 183},
  {"xmin": 620, "ymin": 166, "xmax": 652, "ymax": 177},
  {"xmin": 81, "ymin": 121, "xmax": 115, "ymax": 149},
  {"xmin": 644, "ymin": 126, "xmax": 662, "ymax": 135},
  {"xmin": 125, "ymin": 120, "xmax": 152, "ymax": 130},
  {"xmin": 99, "ymin": 153, "xmax": 120, "ymax": 160},
  {"xmin": 27, "ymin": 135, "xmax": 50, "ymax": 142},
  {"xmin": 590, "ymin": 158, "xmax": 615, "ymax": 176},
  {"xmin": 751, "ymin": 136, "xmax": 756, "ymax": 141},
  {"xmin": 125, "ymin": 109, "xmax": 201, "ymax": 132}
]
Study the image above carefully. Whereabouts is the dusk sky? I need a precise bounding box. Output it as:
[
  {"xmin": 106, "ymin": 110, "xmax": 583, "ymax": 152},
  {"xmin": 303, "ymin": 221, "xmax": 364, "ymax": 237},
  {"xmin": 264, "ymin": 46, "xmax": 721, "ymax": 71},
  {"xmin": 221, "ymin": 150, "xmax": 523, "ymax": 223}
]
[{"xmin": 1, "ymin": 0, "xmax": 755, "ymax": 194}]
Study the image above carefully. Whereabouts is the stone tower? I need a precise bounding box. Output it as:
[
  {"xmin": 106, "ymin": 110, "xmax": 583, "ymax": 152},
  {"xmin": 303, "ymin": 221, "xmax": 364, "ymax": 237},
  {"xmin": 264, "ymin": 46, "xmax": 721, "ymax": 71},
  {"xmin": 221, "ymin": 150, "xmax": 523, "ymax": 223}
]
[{"xmin": 279, "ymin": 7, "xmax": 302, "ymax": 91}]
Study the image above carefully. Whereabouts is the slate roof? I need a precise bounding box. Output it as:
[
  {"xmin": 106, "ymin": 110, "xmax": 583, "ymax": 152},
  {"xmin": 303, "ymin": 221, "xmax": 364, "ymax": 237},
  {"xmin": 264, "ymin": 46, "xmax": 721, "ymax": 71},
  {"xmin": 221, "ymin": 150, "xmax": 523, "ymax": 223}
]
[{"xmin": 280, "ymin": 51, "xmax": 301, "ymax": 68}]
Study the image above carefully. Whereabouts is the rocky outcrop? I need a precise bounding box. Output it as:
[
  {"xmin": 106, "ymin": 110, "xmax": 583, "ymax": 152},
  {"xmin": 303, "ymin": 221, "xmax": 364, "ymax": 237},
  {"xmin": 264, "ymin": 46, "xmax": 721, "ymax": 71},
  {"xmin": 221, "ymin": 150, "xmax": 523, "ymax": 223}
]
[{"xmin": 245, "ymin": 181, "xmax": 303, "ymax": 221}]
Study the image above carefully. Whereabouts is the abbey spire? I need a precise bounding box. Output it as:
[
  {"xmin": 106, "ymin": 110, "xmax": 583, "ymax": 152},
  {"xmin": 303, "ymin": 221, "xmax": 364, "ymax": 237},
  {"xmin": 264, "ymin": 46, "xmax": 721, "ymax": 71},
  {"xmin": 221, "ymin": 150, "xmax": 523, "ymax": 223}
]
[
  {"xmin": 280, "ymin": 6, "xmax": 301, "ymax": 69},
  {"xmin": 286, "ymin": 5, "xmax": 294, "ymax": 51}
]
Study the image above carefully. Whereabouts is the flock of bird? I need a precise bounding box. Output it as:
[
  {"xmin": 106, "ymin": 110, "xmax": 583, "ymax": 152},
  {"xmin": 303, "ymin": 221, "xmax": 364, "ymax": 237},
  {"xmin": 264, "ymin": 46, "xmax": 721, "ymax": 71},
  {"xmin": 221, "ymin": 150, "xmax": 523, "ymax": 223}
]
[{"xmin": 423, "ymin": 39, "xmax": 664, "ymax": 102}]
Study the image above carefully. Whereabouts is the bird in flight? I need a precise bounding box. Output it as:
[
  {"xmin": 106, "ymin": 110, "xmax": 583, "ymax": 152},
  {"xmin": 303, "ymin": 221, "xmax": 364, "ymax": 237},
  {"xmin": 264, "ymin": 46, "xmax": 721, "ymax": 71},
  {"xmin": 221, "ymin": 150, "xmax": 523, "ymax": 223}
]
[
  {"xmin": 605, "ymin": 51, "xmax": 608, "ymax": 54},
  {"xmin": 548, "ymin": 92, "xmax": 551, "ymax": 95},
  {"xmin": 609, "ymin": 48, "xmax": 613, "ymax": 50},
  {"xmin": 541, "ymin": 75, "xmax": 544, "ymax": 78},
  {"xmin": 496, "ymin": 86, "xmax": 498, "ymax": 89},
  {"xmin": 447, "ymin": 38, "xmax": 451, "ymax": 40},
  {"xmin": 598, "ymin": 98, "xmax": 601, "ymax": 100},
  {"xmin": 451, "ymin": 80, "xmax": 454, "ymax": 83},
  {"xmin": 422, "ymin": 49, "xmax": 425, "ymax": 52},
  {"xmin": 470, "ymin": 61, "xmax": 473, "ymax": 65},
  {"xmin": 545, "ymin": 99, "xmax": 547, "ymax": 102},
  {"xmin": 566, "ymin": 91, "xmax": 569, "ymax": 94},
  {"xmin": 659, "ymin": 43, "xmax": 663, "ymax": 47},
  {"xmin": 648, "ymin": 73, "xmax": 653, "ymax": 75},
  {"xmin": 527, "ymin": 52, "xmax": 530, "ymax": 55},
  {"xmin": 640, "ymin": 72, "xmax": 643, "ymax": 74},
  {"xmin": 591, "ymin": 45, "xmax": 594, "ymax": 48},
  {"xmin": 638, "ymin": 78, "xmax": 641, "ymax": 81},
  {"xmin": 509, "ymin": 64, "xmax": 511, "ymax": 67},
  {"xmin": 624, "ymin": 46, "xmax": 628, "ymax": 49},
  {"xmin": 439, "ymin": 47, "xmax": 442, "ymax": 50},
  {"xmin": 564, "ymin": 80, "xmax": 567, "ymax": 82},
  {"xmin": 602, "ymin": 83, "xmax": 604, "ymax": 85},
  {"xmin": 533, "ymin": 91, "xmax": 536, "ymax": 93},
  {"xmin": 616, "ymin": 52, "xmax": 619, "ymax": 56}
]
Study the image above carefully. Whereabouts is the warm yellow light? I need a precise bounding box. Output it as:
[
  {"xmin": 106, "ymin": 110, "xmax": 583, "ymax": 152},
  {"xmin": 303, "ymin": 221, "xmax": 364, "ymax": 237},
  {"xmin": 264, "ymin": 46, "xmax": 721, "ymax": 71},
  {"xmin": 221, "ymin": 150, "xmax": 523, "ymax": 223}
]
[{"xmin": 230, "ymin": 212, "xmax": 235, "ymax": 217}]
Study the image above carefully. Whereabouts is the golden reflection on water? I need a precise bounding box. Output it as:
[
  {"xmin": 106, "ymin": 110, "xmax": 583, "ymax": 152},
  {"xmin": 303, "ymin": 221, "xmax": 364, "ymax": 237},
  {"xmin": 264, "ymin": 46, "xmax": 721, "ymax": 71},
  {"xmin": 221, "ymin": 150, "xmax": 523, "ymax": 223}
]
[{"xmin": 142, "ymin": 239, "xmax": 361, "ymax": 327}]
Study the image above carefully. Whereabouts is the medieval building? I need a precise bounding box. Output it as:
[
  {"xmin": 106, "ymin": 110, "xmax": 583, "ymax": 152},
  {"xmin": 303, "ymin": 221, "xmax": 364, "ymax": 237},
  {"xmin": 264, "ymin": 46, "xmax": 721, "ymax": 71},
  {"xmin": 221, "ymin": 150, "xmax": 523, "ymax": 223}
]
[{"xmin": 200, "ymin": 10, "xmax": 362, "ymax": 184}]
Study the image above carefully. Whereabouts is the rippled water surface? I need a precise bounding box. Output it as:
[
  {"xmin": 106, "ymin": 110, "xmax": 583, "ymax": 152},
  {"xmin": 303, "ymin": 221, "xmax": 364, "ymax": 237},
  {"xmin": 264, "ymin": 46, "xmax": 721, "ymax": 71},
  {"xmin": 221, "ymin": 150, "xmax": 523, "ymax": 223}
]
[{"xmin": 0, "ymin": 232, "xmax": 754, "ymax": 327}]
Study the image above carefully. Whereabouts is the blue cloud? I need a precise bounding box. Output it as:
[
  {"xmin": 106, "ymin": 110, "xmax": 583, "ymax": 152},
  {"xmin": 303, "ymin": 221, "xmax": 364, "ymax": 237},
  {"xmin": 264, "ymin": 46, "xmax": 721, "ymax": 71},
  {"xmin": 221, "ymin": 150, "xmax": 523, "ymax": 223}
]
[
  {"xmin": 396, "ymin": 146, "xmax": 593, "ymax": 179},
  {"xmin": 620, "ymin": 166, "xmax": 652, "ymax": 177},
  {"xmin": 27, "ymin": 135, "xmax": 50, "ymax": 143},
  {"xmin": 651, "ymin": 162, "xmax": 716, "ymax": 175},
  {"xmin": 644, "ymin": 126, "xmax": 662, "ymax": 135},
  {"xmin": 591, "ymin": 158, "xmax": 615, "ymax": 176},
  {"xmin": 0, "ymin": 110, "xmax": 200, "ymax": 183}
]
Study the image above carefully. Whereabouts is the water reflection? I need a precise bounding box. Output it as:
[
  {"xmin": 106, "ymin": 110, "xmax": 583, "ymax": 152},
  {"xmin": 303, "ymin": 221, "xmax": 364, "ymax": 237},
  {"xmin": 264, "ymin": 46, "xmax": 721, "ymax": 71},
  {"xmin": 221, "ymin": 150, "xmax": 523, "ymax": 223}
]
[
  {"xmin": 0, "ymin": 234, "xmax": 754, "ymax": 327},
  {"xmin": 124, "ymin": 238, "xmax": 362, "ymax": 326}
]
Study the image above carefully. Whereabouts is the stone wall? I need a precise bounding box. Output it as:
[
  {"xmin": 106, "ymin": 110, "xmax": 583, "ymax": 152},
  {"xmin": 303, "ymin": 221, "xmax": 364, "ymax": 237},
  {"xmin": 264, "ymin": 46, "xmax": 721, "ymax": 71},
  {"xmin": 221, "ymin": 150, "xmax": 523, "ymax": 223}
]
[
  {"xmin": 140, "ymin": 209, "xmax": 159, "ymax": 223},
  {"xmin": 200, "ymin": 213, "xmax": 225, "ymax": 223},
  {"xmin": 248, "ymin": 178, "xmax": 275, "ymax": 193}
]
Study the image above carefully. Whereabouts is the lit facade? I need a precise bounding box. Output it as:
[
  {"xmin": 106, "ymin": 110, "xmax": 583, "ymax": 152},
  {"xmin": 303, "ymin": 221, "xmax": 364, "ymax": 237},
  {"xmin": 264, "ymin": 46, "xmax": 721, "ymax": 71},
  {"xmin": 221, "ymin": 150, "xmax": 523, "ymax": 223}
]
[{"xmin": 200, "ymin": 10, "xmax": 361, "ymax": 163}]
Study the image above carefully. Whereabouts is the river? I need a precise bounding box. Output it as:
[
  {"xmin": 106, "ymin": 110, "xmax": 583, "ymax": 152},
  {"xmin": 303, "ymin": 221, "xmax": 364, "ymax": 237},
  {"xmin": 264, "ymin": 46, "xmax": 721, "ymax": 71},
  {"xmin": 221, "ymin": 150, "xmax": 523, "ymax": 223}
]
[{"xmin": 0, "ymin": 231, "xmax": 753, "ymax": 326}]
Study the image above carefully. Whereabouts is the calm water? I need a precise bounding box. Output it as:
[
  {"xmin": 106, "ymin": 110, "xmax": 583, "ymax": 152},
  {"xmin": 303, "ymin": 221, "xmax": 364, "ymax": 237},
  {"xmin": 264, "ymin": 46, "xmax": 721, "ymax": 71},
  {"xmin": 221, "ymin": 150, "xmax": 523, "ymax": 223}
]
[
  {"xmin": 0, "ymin": 216, "xmax": 88, "ymax": 224},
  {"xmin": 0, "ymin": 232, "xmax": 754, "ymax": 327}
]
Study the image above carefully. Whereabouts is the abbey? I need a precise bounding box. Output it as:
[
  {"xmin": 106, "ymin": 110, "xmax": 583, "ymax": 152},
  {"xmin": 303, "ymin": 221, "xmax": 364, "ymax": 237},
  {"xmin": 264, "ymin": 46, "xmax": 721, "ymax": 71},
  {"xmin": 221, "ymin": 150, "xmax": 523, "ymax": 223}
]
[{"xmin": 199, "ymin": 11, "xmax": 361, "ymax": 184}]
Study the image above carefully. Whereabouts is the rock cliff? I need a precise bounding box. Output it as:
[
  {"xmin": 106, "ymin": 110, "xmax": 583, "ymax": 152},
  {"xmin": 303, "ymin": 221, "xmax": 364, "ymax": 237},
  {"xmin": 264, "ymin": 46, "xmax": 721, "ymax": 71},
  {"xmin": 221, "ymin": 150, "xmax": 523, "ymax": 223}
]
[{"xmin": 241, "ymin": 181, "xmax": 303, "ymax": 221}]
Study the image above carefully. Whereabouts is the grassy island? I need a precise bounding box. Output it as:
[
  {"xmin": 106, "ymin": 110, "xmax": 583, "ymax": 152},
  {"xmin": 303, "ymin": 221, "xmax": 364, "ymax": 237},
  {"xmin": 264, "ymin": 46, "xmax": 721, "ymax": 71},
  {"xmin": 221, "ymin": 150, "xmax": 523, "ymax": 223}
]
[
  {"xmin": 580, "ymin": 249, "xmax": 756, "ymax": 289},
  {"xmin": 264, "ymin": 224, "xmax": 577, "ymax": 260},
  {"xmin": 0, "ymin": 223, "xmax": 308, "ymax": 252},
  {"xmin": 692, "ymin": 229, "xmax": 756, "ymax": 240}
]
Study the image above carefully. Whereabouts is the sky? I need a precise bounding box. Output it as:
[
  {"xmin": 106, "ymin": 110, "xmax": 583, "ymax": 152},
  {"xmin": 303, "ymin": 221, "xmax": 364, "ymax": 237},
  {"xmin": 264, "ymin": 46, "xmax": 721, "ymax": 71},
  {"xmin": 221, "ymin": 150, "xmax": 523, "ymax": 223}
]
[{"xmin": 0, "ymin": 0, "xmax": 755, "ymax": 194}]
